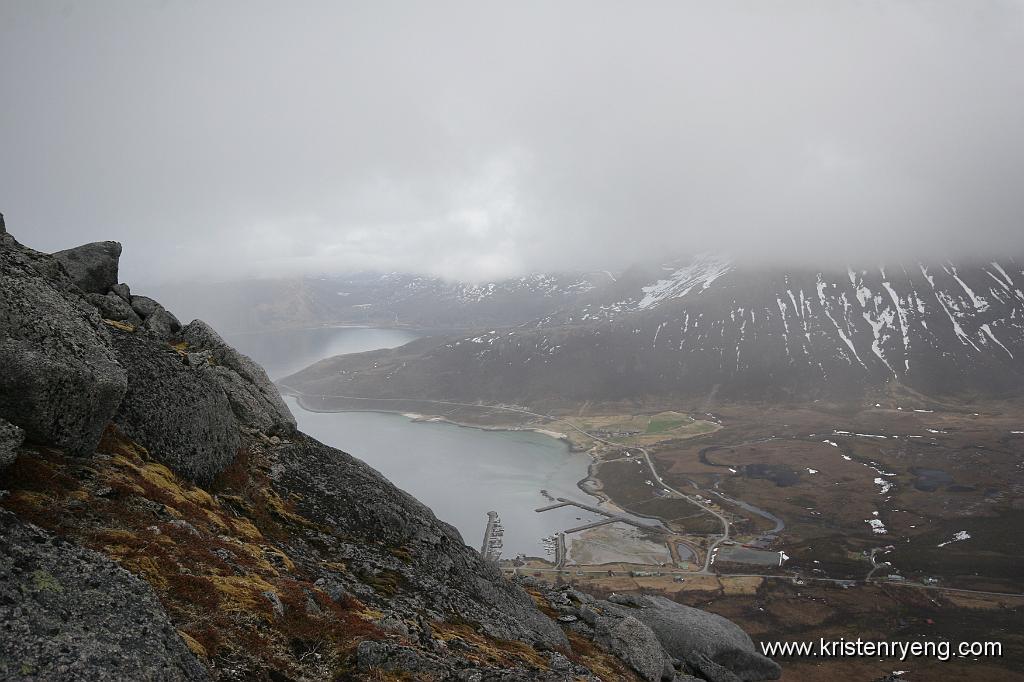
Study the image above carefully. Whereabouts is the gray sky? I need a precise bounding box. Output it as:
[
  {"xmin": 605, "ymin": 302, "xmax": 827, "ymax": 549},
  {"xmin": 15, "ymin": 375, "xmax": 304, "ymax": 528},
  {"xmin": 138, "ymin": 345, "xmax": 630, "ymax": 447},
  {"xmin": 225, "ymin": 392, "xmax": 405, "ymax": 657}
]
[{"xmin": 2, "ymin": 1, "xmax": 1023, "ymax": 284}]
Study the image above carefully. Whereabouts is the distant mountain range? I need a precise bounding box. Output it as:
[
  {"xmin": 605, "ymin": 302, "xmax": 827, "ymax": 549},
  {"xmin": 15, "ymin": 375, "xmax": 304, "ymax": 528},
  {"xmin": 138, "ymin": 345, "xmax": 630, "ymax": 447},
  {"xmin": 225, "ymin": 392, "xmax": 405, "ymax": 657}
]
[{"xmin": 280, "ymin": 255, "xmax": 1024, "ymax": 403}]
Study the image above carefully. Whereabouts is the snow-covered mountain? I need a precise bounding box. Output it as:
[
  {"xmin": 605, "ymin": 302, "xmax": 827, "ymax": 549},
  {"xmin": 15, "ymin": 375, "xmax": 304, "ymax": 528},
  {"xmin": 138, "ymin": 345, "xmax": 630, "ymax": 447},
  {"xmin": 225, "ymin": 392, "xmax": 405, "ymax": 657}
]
[{"xmin": 284, "ymin": 255, "xmax": 1024, "ymax": 403}]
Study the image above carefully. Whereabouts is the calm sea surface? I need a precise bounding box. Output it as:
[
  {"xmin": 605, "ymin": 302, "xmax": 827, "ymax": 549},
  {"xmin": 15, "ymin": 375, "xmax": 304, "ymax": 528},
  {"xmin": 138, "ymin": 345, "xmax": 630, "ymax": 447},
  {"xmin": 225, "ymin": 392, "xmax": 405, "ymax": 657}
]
[
  {"xmin": 231, "ymin": 325, "xmax": 613, "ymax": 557},
  {"xmin": 283, "ymin": 397, "xmax": 606, "ymax": 557}
]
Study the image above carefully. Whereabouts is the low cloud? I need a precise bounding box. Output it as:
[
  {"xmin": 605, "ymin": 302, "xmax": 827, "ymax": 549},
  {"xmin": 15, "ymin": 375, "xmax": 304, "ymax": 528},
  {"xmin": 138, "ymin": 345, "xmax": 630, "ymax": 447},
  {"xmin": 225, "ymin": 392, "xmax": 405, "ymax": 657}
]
[{"xmin": 3, "ymin": 1, "xmax": 1023, "ymax": 283}]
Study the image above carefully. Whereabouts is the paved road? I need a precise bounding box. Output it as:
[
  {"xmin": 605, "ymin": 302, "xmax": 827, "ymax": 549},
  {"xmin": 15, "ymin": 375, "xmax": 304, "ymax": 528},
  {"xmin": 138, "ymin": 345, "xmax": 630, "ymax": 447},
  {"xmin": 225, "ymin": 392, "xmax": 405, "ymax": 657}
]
[{"xmin": 633, "ymin": 447, "xmax": 730, "ymax": 572}]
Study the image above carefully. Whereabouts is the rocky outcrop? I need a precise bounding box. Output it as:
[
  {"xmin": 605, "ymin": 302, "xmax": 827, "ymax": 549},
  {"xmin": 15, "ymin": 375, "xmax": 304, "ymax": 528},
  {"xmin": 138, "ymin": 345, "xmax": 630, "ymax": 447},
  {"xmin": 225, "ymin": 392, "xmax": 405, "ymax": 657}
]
[
  {"xmin": 83, "ymin": 291, "xmax": 143, "ymax": 326},
  {"xmin": 52, "ymin": 240, "xmax": 122, "ymax": 295},
  {"xmin": 0, "ymin": 417, "xmax": 24, "ymax": 471},
  {"xmin": 177, "ymin": 320, "xmax": 296, "ymax": 436},
  {"xmin": 544, "ymin": 589, "xmax": 780, "ymax": 682},
  {"xmin": 110, "ymin": 330, "xmax": 240, "ymax": 485},
  {"xmin": 274, "ymin": 434, "xmax": 566, "ymax": 650},
  {"xmin": 611, "ymin": 594, "xmax": 780, "ymax": 682},
  {"xmin": 0, "ymin": 509, "xmax": 209, "ymax": 681},
  {"xmin": 140, "ymin": 304, "xmax": 182, "ymax": 338},
  {"xmin": 0, "ymin": 232, "xmax": 127, "ymax": 458}
]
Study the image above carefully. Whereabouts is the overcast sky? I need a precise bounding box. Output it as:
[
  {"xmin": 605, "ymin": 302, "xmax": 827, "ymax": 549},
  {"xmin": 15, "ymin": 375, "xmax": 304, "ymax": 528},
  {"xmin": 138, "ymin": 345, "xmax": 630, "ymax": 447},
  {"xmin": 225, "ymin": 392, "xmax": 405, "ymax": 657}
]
[{"xmin": 2, "ymin": 1, "xmax": 1023, "ymax": 284}]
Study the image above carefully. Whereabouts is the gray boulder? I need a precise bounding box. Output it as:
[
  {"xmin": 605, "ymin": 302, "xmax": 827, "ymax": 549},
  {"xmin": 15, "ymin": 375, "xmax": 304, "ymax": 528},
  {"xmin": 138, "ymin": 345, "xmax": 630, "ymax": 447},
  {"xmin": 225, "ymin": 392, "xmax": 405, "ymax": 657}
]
[
  {"xmin": 84, "ymin": 291, "xmax": 143, "ymax": 325},
  {"xmin": 110, "ymin": 329, "xmax": 240, "ymax": 484},
  {"xmin": 575, "ymin": 596, "xmax": 672, "ymax": 681},
  {"xmin": 627, "ymin": 595, "xmax": 781, "ymax": 682},
  {"xmin": 130, "ymin": 294, "xmax": 161, "ymax": 318},
  {"xmin": 178, "ymin": 320, "xmax": 296, "ymax": 435},
  {"xmin": 0, "ymin": 233, "xmax": 128, "ymax": 457},
  {"xmin": 595, "ymin": 614, "xmax": 671, "ymax": 681},
  {"xmin": 110, "ymin": 282, "xmax": 131, "ymax": 301},
  {"xmin": 0, "ymin": 508, "xmax": 210, "ymax": 681},
  {"xmin": 52, "ymin": 240, "xmax": 122, "ymax": 294},
  {"xmin": 0, "ymin": 417, "xmax": 25, "ymax": 472},
  {"xmin": 140, "ymin": 304, "xmax": 182, "ymax": 338}
]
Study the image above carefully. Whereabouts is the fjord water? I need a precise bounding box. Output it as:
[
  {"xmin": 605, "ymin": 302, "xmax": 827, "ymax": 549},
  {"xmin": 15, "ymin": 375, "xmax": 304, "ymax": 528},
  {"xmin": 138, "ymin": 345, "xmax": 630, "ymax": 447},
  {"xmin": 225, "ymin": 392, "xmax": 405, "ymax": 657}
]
[
  {"xmin": 232, "ymin": 325, "xmax": 608, "ymax": 556},
  {"xmin": 283, "ymin": 397, "xmax": 606, "ymax": 556}
]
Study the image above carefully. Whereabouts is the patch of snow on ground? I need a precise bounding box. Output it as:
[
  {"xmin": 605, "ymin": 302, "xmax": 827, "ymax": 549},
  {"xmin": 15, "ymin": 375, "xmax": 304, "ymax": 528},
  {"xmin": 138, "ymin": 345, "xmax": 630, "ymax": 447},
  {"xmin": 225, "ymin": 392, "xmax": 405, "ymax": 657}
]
[
  {"xmin": 937, "ymin": 530, "xmax": 971, "ymax": 547},
  {"xmin": 866, "ymin": 518, "xmax": 888, "ymax": 534},
  {"xmin": 874, "ymin": 477, "xmax": 892, "ymax": 494},
  {"xmin": 806, "ymin": 468, "xmax": 818, "ymax": 474}
]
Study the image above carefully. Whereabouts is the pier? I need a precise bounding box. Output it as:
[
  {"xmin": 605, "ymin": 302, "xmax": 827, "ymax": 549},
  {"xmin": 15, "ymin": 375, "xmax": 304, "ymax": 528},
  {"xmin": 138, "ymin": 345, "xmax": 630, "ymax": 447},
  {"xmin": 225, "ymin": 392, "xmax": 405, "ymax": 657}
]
[
  {"xmin": 534, "ymin": 501, "xmax": 572, "ymax": 512},
  {"xmin": 480, "ymin": 511, "xmax": 503, "ymax": 561},
  {"xmin": 554, "ymin": 532, "xmax": 566, "ymax": 568},
  {"xmin": 538, "ymin": 497, "xmax": 667, "ymax": 535},
  {"xmin": 564, "ymin": 517, "xmax": 620, "ymax": 533}
]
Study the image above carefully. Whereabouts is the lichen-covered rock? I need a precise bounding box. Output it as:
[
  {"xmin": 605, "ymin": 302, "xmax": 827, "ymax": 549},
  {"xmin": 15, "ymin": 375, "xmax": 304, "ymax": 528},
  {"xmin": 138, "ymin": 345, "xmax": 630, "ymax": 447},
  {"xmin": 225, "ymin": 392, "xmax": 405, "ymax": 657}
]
[
  {"xmin": 594, "ymin": 614, "xmax": 670, "ymax": 681},
  {"xmin": 0, "ymin": 508, "xmax": 209, "ymax": 681},
  {"xmin": 110, "ymin": 330, "xmax": 240, "ymax": 484},
  {"xmin": 624, "ymin": 595, "xmax": 781, "ymax": 682},
  {"xmin": 140, "ymin": 304, "xmax": 182, "ymax": 338},
  {"xmin": 0, "ymin": 417, "xmax": 24, "ymax": 472},
  {"xmin": 51, "ymin": 240, "xmax": 122, "ymax": 294},
  {"xmin": 573, "ymin": 594, "xmax": 672, "ymax": 681},
  {"xmin": 110, "ymin": 282, "xmax": 131, "ymax": 301},
  {"xmin": 0, "ymin": 233, "xmax": 127, "ymax": 457},
  {"xmin": 130, "ymin": 294, "xmax": 161, "ymax": 318},
  {"xmin": 84, "ymin": 291, "xmax": 143, "ymax": 326},
  {"xmin": 178, "ymin": 320, "xmax": 296, "ymax": 435}
]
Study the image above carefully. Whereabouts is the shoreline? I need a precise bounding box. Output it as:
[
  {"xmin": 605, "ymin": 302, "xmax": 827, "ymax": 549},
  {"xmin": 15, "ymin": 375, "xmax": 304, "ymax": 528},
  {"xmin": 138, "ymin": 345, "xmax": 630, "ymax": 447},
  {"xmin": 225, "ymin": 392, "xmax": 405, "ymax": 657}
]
[
  {"xmin": 291, "ymin": 394, "xmax": 579, "ymax": 449},
  {"xmin": 285, "ymin": 395, "xmax": 648, "ymax": 547}
]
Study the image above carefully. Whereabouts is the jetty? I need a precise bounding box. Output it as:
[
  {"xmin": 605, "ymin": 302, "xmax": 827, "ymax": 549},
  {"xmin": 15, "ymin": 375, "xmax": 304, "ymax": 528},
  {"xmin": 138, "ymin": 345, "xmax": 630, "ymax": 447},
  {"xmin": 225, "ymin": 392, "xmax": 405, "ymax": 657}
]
[{"xmin": 480, "ymin": 511, "xmax": 503, "ymax": 561}]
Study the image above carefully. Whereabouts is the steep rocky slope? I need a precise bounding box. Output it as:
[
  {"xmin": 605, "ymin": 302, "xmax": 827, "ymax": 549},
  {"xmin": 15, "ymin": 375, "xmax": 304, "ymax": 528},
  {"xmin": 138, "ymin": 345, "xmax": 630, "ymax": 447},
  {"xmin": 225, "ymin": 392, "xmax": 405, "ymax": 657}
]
[
  {"xmin": 283, "ymin": 255, "xmax": 1024, "ymax": 404},
  {"xmin": 0, "ymin": 217, "xmax": 778, "ymax": 681}
]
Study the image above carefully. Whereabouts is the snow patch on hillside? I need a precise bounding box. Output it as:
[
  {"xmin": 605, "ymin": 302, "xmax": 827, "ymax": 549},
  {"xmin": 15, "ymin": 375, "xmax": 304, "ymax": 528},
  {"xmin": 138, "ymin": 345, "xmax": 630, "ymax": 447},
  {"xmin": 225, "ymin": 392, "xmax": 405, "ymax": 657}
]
[{"xmin": 637, "ymin": 254, "xmax": 731, "ymax": 309}]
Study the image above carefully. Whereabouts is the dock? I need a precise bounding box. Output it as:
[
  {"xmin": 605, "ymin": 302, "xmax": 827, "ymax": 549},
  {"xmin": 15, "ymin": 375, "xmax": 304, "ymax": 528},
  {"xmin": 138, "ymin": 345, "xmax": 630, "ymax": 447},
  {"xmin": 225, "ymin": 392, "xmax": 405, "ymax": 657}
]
[
  {"xmin": 538, "ymin": 497, "xmax": 667, "ymax": 535},
  {"xmin": 534, "ymin": 501, "xmax": 572, "ymax": 512},
  {"xmin": 480, "ymin": 511, "xmax": 503, "ymax": 561},
  {"xmin": 564, "ymin": 517, "xmax": 620, "ymax": 533}
]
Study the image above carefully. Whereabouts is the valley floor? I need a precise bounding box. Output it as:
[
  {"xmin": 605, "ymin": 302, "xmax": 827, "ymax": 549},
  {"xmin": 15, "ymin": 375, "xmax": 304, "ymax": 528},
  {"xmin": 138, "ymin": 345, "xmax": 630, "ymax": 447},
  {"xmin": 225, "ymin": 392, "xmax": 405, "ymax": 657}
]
[{"xmin": 282, "ymin": 386, "xmax": 1024, "ymax": 679}]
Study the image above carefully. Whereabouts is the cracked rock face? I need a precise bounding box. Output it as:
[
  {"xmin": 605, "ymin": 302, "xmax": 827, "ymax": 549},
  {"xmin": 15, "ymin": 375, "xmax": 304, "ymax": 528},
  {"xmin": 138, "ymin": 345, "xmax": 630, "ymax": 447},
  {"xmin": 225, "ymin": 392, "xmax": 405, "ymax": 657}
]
[
  {"xmin": 110, "ymin": 330, "xmax": 241, "ymax": 485},
  {"xmin": 177, "ymin": 320, "xmax": 296, "ymax": 436},
  {"xmin": 629, "ymin": 595, "xmax": 781, "ymax": 682},
  {"xmin": 548, "ymin": 588, "xmax": 780, "ymax": 682},
  {"xmin": 0, "ymin": 233, "xmax": 128, "ymax": 458},
  {"xmin": 0, "ymin": 509, "xmax": 209, "ymax": 681},
  {"xmin": 52, "ymin": 241, "xmax": 122, "ymax": 295}
]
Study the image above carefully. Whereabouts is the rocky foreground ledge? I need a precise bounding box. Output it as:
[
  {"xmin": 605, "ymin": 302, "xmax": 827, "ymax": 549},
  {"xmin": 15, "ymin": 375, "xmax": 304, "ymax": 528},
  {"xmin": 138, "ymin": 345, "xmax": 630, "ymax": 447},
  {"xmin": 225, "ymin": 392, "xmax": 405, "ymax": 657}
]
[{"xmin": 0, "ymin": 215, "xmax": 780, "ymax": 681}]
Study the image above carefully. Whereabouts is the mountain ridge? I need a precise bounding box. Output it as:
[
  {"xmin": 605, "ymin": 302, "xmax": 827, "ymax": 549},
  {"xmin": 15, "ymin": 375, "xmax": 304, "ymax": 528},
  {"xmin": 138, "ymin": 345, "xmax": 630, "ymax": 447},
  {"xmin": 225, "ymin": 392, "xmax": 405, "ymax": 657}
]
[{"xmin": 282, "ymin": 255, "xmax": 1024, "ymax": 404}]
